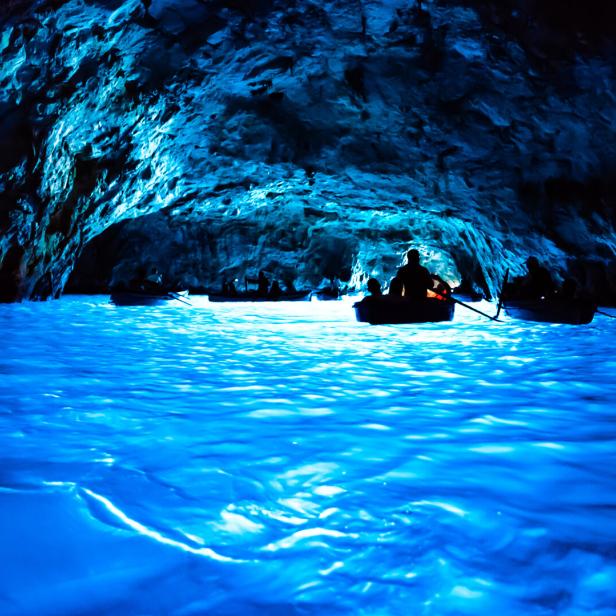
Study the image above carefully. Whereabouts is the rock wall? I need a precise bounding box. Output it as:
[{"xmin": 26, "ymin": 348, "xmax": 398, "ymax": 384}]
[{"xmin": 2, "ymin": 0, "xmax": 616, "ymax": 301}]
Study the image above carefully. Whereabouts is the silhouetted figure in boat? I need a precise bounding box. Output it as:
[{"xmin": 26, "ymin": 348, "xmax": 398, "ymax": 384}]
[
  {"xmin": 129, "ymin": 266, "xmax": 147, "ymax": 291},
  {"xmin": 397, "ymin": 249, "xmax": 433, "ymax": 300},
  {"xmin": 366, "ymin": 278, "xmax": 382, "ymax": 298},
  {"xmin": 143, "ymin": 267, "xmax": 164, "ymax": 292},
  {"xmin": 222, "ymin": 279, "xmax": 237, "ymax": 296},
  {"xmin": 388, "ymin": 275, "xmax": 403, "ymax": 296},
  {"xmin": 559, "ymin": 277, "xmax": 578, "ymax": 300},
  {"xmin": 269, "ymin": 280, "xmax": 282, "ymax": 299},
  {"xmin": 317, "ymin": 277, "xmax": 341, "ymax": 299},
  {"xmin": 257, "ymin": 270, "xmax": 269, "ymax": 297},
  {"xmin": 519, "ymin": 256, "xmax": 555, "ymax": 299},
  {"xmin": 129, "ymin": 266, "xmax": 163, "ymax": 293}
]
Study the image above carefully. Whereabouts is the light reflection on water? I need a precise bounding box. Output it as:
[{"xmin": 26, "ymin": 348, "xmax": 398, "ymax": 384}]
[{"xmin": 1, "ymin": 296, "xmax": 616, "ymax": 615}]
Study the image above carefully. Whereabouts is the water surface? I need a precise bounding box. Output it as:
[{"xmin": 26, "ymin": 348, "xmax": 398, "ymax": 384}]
[{"xmin": 1, "ymin": 297, "xmax": 615, "ymax": 615}]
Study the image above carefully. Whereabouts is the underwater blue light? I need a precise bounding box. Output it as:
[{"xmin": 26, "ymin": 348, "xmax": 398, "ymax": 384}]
[{"xmin": 1, "ymin": 297, "xmax": 616, "ymax": 614}]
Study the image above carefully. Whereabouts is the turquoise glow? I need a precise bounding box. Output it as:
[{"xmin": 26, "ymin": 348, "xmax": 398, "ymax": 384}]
[{"xmin": 1, "ymin": 297, "xmax": 615, "ymax": 614}]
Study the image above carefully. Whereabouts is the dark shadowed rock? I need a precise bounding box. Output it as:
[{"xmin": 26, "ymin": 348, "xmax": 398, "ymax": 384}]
[{"xmin": 1, "ymin": 0, "xmax": 615, "ymax": 302}]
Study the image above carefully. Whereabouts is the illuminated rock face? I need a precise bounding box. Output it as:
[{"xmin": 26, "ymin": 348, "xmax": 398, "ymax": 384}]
[{"xmin": 2, "ymin": 0, "xmax": 616, "ymax": 301}]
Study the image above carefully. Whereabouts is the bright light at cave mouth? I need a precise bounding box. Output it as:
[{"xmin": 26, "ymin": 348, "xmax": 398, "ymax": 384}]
[{"xmin": 1, "ymin": 297, "xmax": 615, "ymax": 614}]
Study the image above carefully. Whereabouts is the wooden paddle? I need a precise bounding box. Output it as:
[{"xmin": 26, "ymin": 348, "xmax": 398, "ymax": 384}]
[
  {"xmin": 166, "ymin": 291, "xmax": 192, "ymax": 306},
  {"xmin": 494, "ymin": 268, "xmax": 509, "ymax": 320},
  {"xmin": 431, "ymin": 290, "xmax": 503, "ymax": 322},
  {"xmin": 597, "ymin": 309, "xmax": 616, "ymax": 319}
]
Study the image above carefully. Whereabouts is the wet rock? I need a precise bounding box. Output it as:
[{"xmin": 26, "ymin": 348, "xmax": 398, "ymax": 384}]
[{"xmin": 1, "ymin": 0, "xmax": 615, "ymax": 301}]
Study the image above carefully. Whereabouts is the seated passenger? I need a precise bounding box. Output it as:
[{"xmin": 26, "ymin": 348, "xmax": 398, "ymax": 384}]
[
  {"xmin": 141, "ymin": 266, "xmax": 164, "ymax": 293},
  {"xmin": 366, "ymin": 278, "xmax": 382, "ymax": 298},
  {"xmin": 269, "ymin": 280, "xmax": 282, "ymax": 299},
  {"xmin": 397, "ymin": 249, "xmax": 433, "ymax": 300},
  {"xmin": 257, "ymin": 270, "xmax": 269, "ymax": 297},
  {"xmin": 388, "ymin": 276, "xmax": 403, "ymax": 296},
  {"xmin": 222, "ymin": 279, "xmax": 237, "ymax": 296},
  {"xmin": 520, "ymin": 256, "xmax": 555, "ymax": 299},
  {"xmin": 129, "ymin": 266, "xmax": 148, "ymax": 292},
  {"xmin": 559, "ymin": 277, "xmax": 577, "ymax": 300}
]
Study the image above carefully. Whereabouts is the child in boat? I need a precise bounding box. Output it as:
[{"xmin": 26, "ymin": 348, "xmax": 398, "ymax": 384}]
[
  {"xmin": 389, "ymin": 276, "xmax": 403, "ymax": 296},
  {"xmin": 366, "ymin": 278, "xmax": 382, "ymax": 298}
]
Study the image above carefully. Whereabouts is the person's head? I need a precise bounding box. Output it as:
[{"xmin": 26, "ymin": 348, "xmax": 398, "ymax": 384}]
[
  {"xmin": 367, "ymin": 278, "xmax": 382, "ymax": 296},
  {"xmin": 526, "ymin": 256, "xmax": 539, "ymax": 272},
  {"xmin": 407, "ymin": 249, "xmax": 420, "ymax": 265}
]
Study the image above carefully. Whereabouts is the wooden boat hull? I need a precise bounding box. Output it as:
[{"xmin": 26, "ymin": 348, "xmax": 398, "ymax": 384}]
[
  {"xmin": 504, "ymin": 299, "xmax": 596, "ymax": 324},
  {"xmin": 110, "ymin": 291, "xmax": 189, "ymax": 306},
  {"xmin": 354, "ymin": 297, "xmax": 455, "ymax": 325},
  {"xmin": 208, "ymin": 290, "xmax": 312, "ymax": 303}
]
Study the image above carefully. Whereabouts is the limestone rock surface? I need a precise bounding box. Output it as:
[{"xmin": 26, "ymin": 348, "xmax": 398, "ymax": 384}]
[{"xmin": 1, "ymin": 0, "xmax": 616, "ymax": 301}]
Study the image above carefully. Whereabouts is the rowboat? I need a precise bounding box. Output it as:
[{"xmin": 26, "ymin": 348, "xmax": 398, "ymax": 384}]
[
  {"xmin": 207, "ymin": 290, "xmax": 312, "ymax": 303},
  {"xmin": 313, "ymin": 288, "xmax": 342, "ymax": 301},
  {"xmin": 354, "ymin": 296, "xmax": 455, "ymax": 324},
  {"xmin": 110, "ymin": 290, "xmax": 189, "ymax": 306},
  {"xmin": 504, "ymin": 298, "xmax": 596, "ymax": 324}
]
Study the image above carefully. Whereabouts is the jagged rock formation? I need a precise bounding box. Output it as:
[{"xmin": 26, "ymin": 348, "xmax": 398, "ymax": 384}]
[{"xmin": 2, "ymin": 0, "xmax": 616, "ymax": 301}]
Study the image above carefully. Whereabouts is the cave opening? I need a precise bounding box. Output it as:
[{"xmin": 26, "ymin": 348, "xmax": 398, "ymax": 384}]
[{"xmin": 3, "ymin": 1, "xmax": 616, "ymax": 614}]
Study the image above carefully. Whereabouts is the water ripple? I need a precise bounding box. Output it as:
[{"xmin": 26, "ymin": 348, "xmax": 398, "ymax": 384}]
[{"xmin": 0, "ymin": 296, "xmax": 615, "ymax": 614}]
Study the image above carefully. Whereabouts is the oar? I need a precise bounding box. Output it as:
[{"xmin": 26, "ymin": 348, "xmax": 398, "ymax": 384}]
[
  {"xmin": 494, "ymin": 268, "xmax": 509, "ymax": 320},
  {"xmin": 166, "ymin": 291, "xmax": 192, "ymax": 306},
  {"xmin": 597, "ymin": 309, "xmax": 616, "ymax": 319},
  {"xmin": 432, "ymin": 290, "xmax": 502, "ymax": 322}
]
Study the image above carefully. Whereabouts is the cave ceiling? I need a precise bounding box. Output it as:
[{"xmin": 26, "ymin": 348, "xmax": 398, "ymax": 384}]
[{"xmin": 1, "ymin": 0, "xmax": 615, "ymax": 300}]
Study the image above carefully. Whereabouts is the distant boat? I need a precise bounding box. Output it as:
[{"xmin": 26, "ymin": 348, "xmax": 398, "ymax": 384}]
[
  {"xmin": 110, "ymin": 290, "xmax": 190, "ymax": 307},
  {"xmin": 314, "ymin": 288, "xmax": 342, "ymax": 301},
  {"xmin": 207, "ymin": 290, "xmax": 312, "ymax": 303},
  {"xmin": 354, "ymin": 296, "xmax": 455, "ymax": 325},
  {"xmin": 504, "ymin": 298, "xmax": 596, "ymax": 324}
]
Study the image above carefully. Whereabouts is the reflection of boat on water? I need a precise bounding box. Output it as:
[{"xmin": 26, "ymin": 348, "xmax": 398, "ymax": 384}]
[
  {"xmin": 110, "ymin": 290, "xmax": 189, "ymax": 306},
  {"xmin": 504, "ymin": 298, "xmax": 596, "ymax": 324},
  {"xmin": 354, "ymin": 296, "xmax": 455, "ymax": 325},
  {"xmin": 207, "ymin": 290, "xmax": 312, "ymax": 303}
]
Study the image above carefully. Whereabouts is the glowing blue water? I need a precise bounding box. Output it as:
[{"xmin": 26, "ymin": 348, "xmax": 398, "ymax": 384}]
[{"xmin": 1, "ymin": 297, "xmax": 615, "ymax": 615}]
